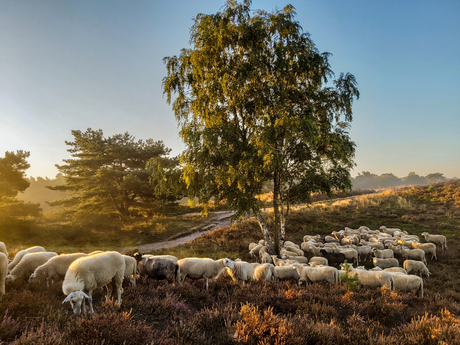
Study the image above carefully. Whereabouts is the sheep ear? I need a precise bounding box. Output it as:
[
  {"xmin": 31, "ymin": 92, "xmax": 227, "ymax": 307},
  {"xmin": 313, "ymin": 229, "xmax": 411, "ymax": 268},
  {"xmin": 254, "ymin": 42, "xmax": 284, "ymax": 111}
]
[
  {"xmin": 81, "ymin": 292, "xmax": 91, "ymax": 300},
  {"xmin": 63, "ymin": 292, "xmax": 75, "ymax": 304}
]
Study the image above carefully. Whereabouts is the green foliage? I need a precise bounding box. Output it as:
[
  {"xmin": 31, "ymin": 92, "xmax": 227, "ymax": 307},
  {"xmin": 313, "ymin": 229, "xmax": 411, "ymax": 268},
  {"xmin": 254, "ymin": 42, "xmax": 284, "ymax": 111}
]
[
  {"xmin": 339, "ymin": 261, "xmax": 360, "ymax": 291},
  {"xmin": 163, "ymin": 0, "xmax": 359, "ymax": 252},
  {"xmin": 49, "ymin": 128, "xmax": 181, "ymax": 219}
]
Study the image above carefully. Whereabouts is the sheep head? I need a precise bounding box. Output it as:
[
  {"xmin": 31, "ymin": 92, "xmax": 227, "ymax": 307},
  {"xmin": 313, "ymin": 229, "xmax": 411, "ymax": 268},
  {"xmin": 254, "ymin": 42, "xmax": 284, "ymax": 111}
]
[
  {"xmin": 63, "ymin": 290, "xmax": 91, "ymax": 316},
  {"xmin": 223, "ymin": 258, "xmax": 234, "ymax": 270}
]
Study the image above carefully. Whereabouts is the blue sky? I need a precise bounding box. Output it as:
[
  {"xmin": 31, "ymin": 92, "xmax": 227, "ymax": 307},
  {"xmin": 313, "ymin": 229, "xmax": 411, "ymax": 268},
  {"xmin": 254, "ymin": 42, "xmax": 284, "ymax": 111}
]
[{"xmin": 1, "ymin": 0, "xmax": 459, "ymax": 179}]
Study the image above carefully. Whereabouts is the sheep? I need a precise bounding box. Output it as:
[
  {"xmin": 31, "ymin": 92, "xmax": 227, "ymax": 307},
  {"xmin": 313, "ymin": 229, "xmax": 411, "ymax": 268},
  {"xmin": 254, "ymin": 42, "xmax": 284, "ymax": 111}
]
[
  {"xmin": 283, "ymin": 241, "xmax": 300, "ymax": 249},
  {"xmin": 293, "ymin": 264, "xmax": 339, "ymax": 285},
  {"xmin": 62, "ymin": 251, "xmax": 125, "ymax": 316},
  {"xmin": 403, "ymin": 260, "xmax": 431, "ymax": 277},
  {"xmin": 6, "ymin": 251, "xmax": 58, "ymax": 286},
  {"xmin": 252, "ymin": 263, "xmax": 276, "ymax": 282},
  {"xmin": 341, "ymin": 264, "xmax": 395, "ymax": 291},
  {"xmin": 0, "ymin": 253, "xmax": 8, "ymax": 301},
  {"xmin": 372, "ymin": 257, "xmax": 399, "ymax": 269},
  {"xmin": 359, "ymin": 240, "xmax": 385, "ymax": 250},
  {"xmin": 411, "ymin": 242, "xmax": 437, "ymax": 260},
  {"xmin": 348, "ymin": 244, "xmax": 373, "ymax": 263},
  {"xmin": 301, "ymin": 242, "xmax": 321, "ymax": 258},
  {"xmin": 332, "ymin": 247, "xmax": 359, "ymax": 266},
  {"xmin": 303, "ymin": 234, "xmax": 321, "ymax": 243},
  {"xmin": 280, "ymin": 254, "xmax": 308, "ymax": 264},
  {"xmin": 271, "ymin": 255, "xmax": 287, "ymax": 266},
  {"xmin": 308, "ymin": 256, "xmax": 328, "ymax": 266},
  {"xmin": 384, "ymin": 267, "xmax": 408, "ymax": 274},
  {"xmin": 220, "ymin": 260, "xmax": 255, "ymax": 284},
  {"xmin": 372, "ymin": 248, "xmax": 394, "ymax": 259},
  {"xmin": 283, "ymin": 246, "xmax": 304, "ymax": 256},
  {"xmin": 279, "ymin": 248, "xmax": 299, "ymax": 257},
  {"xmin": 395, "ymin": 246, "xmax": 427, "ymax": 265},
  {"xmin": 8, "ymin": 246, "xmax": 47, "ymax": 272},
  {"xmin": 134, "ymin": 253, "xmax": 179, "ymax": 285},
  {"xmin": 0, "ymin": 242, "xmax": 7, "ymax": 258},
  {"xmin": 389, "ymin": 273, "xmax": 424, "ymax": 297},
  {"xmin": 259, "ymin": 247, "xmax": 273, "ymax": 264},
  {"xmin": 249, "ymin": 244, "xmax": 264, "ymax": 261},
  {"xmin": 122, "ymin": 255, "xmax": 137, "ymax": 287},
  {"xmin": 177, "ymin": 257, "xmax": 234, "ymax": 290},
  {"xmin": 319, "ymin": 249, "xmax": 346, "ymax": 267},
  {"xmin": 29, "ymin": 253, "xmax": 88, "ymax": 286},
  {"xmin": 421, "ymin": 232, "xmax": 448, "ymax": 250},
  {"xmin": 379, "ymin": 226, "xmax": 401, "ymax": 236},
  {"xmin": 274, "ymin": 265, "xmax": 300, "ymax": 282}
]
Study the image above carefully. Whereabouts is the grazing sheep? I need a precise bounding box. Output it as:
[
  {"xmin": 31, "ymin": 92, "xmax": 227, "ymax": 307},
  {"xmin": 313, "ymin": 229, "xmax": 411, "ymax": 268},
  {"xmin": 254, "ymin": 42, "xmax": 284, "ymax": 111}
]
[
  {"xmin": 122, "ymin": 255, "xmax": 137, "ymax": 287},
  {"xmin": 279, "ymin": 248, "xmax": 299, "ymax": 257},
  {"xmin": 6, "ymin": 252, "xmax": 58, "ymax": 286},
  {"xmin": 274, "ymin": 265, "xmax": 300, "ymax": 282},
  {"xmin": 372, "ymin": 248, "xmax": 394, "ymax": 259},
  {"xmin": 0, "ymin": 253, "xmax": 8, "ymax": 301},
  {"xmin": 319, "ymin": 249, "xmax": 346, "ymax": 267},
  {"xmin": 389, "ymin": 273, "xmax": 424, "ymax": 297},
  {"xmin": 384, "ymin": 267, "xmax": 408, "ymax": 274},
  {"xmin": 0, "ymin": 242, "xmax": 7, "ymax": 258},
  {"xmin": 301, "ymin": 242, "xmax": 321, "ymax": 258},
  {"xmin": 349, "ymin": 245, "xmax": 373, "ymax": 263},
  {"xmin": 280, "ymin": 254, "xmax": 308, "ymax": 264},
  {"xmin": 341, "ymin": 264, "xmax": 395, "ymax": 291},
  {"xmin": 252, "ymin": 263, "xmax": 276, "ymax": 282},
  {"xmin": 283, "ymin": 245, "xmax": 304, "ymax": 256},
  {"xmin": 8, "ymin": 246, "xmax": 47, "ymax": 272},
  {"xmin": 134, "ymin": 253, "xmax": 179, "ymax": 285},
  {"xmin": 294, "ymin": 264, "xmax": 339, "ymax": 285},
  {"xmin": 372, "ymin": 257, "xmax": 399, "ymax": 269},
  {"xmin": 303, "ymin": 234, "xmax": 321, "ymax": 243},
  {"xmin": 421, "ymin": 232, "xmax": 448, "ymax": 250},
  {"xmin": 249, "ymin": 244, "xmax": 264, "ymax": 261},
  {"xmin": 359, "ymin": 240, "xmax": 385, "ymax": 250},
  {"xmin": 29, "ymin": 253, "xmax": 88, "ymax": 286},
  {"xmin": 271, "ymin": 255, "xmax": 287, "ymax": 267},
  {"xmin": 62, "ymin": 251, "xmax": 126, "ymax": 316},
  {"xmin": 259, "ymin": 247, "xmax": 274, "ymax": 264},
  {"xmin": 379, "ymin": 226, "xmax": 401, "ymax": 236},
  {"xmin": 395, "ymin": 246, "xmax": 427, "ymax": 265},
  {"xmin": 332, "ymin": 247, "xmax": 359, "ymax": 266},
  {"xmin": 411, "ymin": 242, "xmax": 437, "ymax": 260},
  {"xmin": 308, "ymin": 256, "xmax": 328, "ymax": 266},
  {"xmin": 403, "ymin": 260, "xmax": 431, "ymax": 277},
  {"xmin": 177, "ymin": 257, "xmax": 234, "ymax": 290}
]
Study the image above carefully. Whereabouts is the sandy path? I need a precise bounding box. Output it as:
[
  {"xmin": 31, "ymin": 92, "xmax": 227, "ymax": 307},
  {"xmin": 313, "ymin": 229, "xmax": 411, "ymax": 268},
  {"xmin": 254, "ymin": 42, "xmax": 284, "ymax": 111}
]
[{"xmin": 123, "ymin": 211, "xmax": 235, "ymax": 253}]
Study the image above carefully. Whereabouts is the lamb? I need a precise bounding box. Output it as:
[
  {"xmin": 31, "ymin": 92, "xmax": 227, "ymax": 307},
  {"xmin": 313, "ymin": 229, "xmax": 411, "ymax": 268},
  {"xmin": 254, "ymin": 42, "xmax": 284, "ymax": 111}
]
[
  {"xmin": 389, "ymin": 273, "xmax": 424, "ymax": 297},
  {"xmin": 6, "ymin": 251, "xmax": 58, "ymax": 286},
  {"xmin": 341, "ymin": 264, "xmax": 395, "ymax": 291},
  {"xmin": 177, "ymin": 257, "xmax": 234, "ymax": 290},
  {"xmin": 403, "ymin": 260, "xmax": 431, "ymax": 277},
  {"xmin": 29, "ymin": 253, "xmax": 88, "ymax": 286},
  {"xmin": 372, "ymin": 257, "xmax": 399, "ymax": 269},
  {"xmin": 274, "ymin": 265, "xmax": 300, "ymax": 282},
  {"xmin": 395, "ymin": 246, "xmax": 427, "ymax": 265},
  {"xmin": 134, "ymin": 253, "xmax": 179, "ymax": 285},
  {"xmin": 293, "ymin": 264, "xmax": 339, "ymax": 285},
  {"xmin": 0, "ymin": 253, "xmax": 8, "ymax": 301},
  {"xmin": 372, "ymin": 248, "xmax": 394, "ymax": 259},
  {"xmin": 411, "ymin": 242, "xmax": 437, "ymax": 260},
  {"xmin": 0, "ymin": 242, "xmax": 7, "ymax": 258},
  {"xmin": 62, "ymin": 251, "xmax": 125, "ymax": 316},
  {"xmin": 122, "ymin": 255, "xmax": 137, "ymax": 286},
  {"xmin": 8, "ymin": 246, "xmax": 47, "ymax": 272},
  {"xmin": 421, "ymin": 232, "xmax": 448, "ymax": 250}
]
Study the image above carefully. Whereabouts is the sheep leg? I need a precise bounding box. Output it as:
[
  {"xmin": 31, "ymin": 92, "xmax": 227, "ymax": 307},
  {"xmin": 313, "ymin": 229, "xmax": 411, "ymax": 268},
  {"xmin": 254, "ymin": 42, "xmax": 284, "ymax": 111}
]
[
  {"xmin": 88, "ymin": 290, "xmax": 94, "ymax": 315},
  {"xmin": 106, "ymin": 282, "xmax": 113, "ymax": 302}
]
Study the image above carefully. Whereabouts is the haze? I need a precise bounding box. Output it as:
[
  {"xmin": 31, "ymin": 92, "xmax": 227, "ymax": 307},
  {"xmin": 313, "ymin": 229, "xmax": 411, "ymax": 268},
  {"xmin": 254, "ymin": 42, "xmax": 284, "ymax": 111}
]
[{"xmin": 1, "ymin": 0, "xmax": 459, "ymax": 179}]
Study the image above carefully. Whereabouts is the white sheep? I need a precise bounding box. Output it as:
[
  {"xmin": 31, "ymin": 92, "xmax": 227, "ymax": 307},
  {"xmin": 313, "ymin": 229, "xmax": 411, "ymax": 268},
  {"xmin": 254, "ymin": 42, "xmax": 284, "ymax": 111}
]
[
  {"xmin": 379, "ymin": 226, "xmax": 401, "ymax": 236},
  {"xmin": 411, "ymin": 242, "xmax": 437, "ymax": 260},
  {"xmin": 29, "ymin": 253, "xmax": 88, "ymax": 286},
  {"xmin": 303, "ymin": 234, "xmax": 321, "ymax": 243},
  {"xmin": 341, "ymin": 264, "xmax": 395, "ymax": 291},
  {"xmin": 8, "ymin": 246, "xmax": 47, "ymax": 272},
  {"xmin": 403, "ymin": 260, "xmax": 431, "ymax": 277},
  {"xmin": 62, "ymin": 251, "xmax": 125, "ymax": 316},
  {"xmin": 294, "ymin": 264, "xmax": 339, "ymax": 285},
  {"xmin": 271, "ymin": 255, "xmax": 287, "ymax": 266},
  {"xmin": 177, "ymin": 257, "xmax": 234, "ymax": 290},
  {"xmin": 389, "ymin": 273, "xmax": 424, "ymax": 297},
  {"xmin": 0, "ymin": 253, "xmax": 8, "ymax": 301},
  {"xmin": 220, "ymin": 260, "xmax": 255, "ymax": 284},
  {"xmin": 252, "ymin": 263, "xmax": 276, "ymax": 282},
  {"xmin": 0, "ymin": 242, "xmax": 7, "ymax": 258},
  {"xmin": 122, "ymin": 255, "xmax": 137, "ymax": 287},
  {"xmin": 359, "ymin": 240, "xmax": 385, "ymax": 250},
  {"xmin": 274, "ymin": 265, "xmax": 300, "ymax": 282},
  {"xmin": 283, "ymin": 245, "xmax": 304, "ymax": 256},
  {"xmin": 332, "ymin": 247, "xmax": 359, "ymax": 266},
  {"xmin": 421, "ymin": 232, "xmax": 448, "ymax": 250},
  {"xmin": 249, "ymin": 244, "xmax": 264, "ymax": 261},
  {"xmin": 384, "ymin": 267, "xmax": 408, "ymax": 274},
  {"xmin": 372, "ymin": 248, "xmax": 394, "ymax": 259},
  {"xmin": 6, "ymin": 251, "xmax": 57, "ymax": 286},
  {"xmin": 348, "ymin": 244, "xmax": 373, "ymax": 263},
  {"xmin": 308, "ymin": 256, "xmax": 328, "ymax": 266},
  {"xmin": 259, "ymin": 247, "xmax": 273, "ymax": 264},
  {"xmin": 395, "ymin": 246, "xmax": 427, "ymax": 265},
  {"xmin": 372, "ymin": 257, "xmax": 399, "ymax": 269},
  {"xmin": 300, "ymin": 242, "xmax": 321, "ymax": 258},
  {"xmin": 280, "ymin": 254, "xmax": 308, "ymax": 264}
]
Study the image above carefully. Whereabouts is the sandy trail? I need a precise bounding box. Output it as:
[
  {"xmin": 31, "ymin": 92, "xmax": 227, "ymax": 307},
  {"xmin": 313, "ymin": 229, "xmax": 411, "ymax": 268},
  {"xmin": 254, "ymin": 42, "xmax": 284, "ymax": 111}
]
[{"xmin": 123, "ymin": 211, "xmax": 235, "ymax": 253}]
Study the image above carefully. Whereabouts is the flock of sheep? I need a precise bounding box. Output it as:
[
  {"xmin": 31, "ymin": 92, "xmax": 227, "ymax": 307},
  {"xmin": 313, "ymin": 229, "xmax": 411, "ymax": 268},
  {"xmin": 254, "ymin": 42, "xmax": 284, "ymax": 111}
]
[{"xmin": 0, "ymin": 226, "xmax": 448, "ymax": 316}]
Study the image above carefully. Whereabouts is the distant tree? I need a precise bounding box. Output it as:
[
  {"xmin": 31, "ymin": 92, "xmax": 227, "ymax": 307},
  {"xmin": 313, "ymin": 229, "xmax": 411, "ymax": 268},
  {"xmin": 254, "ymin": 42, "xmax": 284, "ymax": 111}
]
[
  {"xmin": 0, "ymin": 150, "xmax": 41, "ymax": 219},
  {"xmin": 163, "ymin": 0, "xmax": 359, "ymax": 254},
  {"xmin": 49, "ymin": 129, "xmax": 181, "ymax": 218},
  {"xmin": 425, "ymin": 173, "xmax": 446, "ymax": 184},
  {"xmin": 352, "ymin": 171, "xmax": 378, "ymax": 190},
  {"xmin": 404, "ymin": 172, "xmax": 427, "ymax": 186},
  {"xmin": 378, "ymin": 173, "xmax": 402, "ymax": 188}
]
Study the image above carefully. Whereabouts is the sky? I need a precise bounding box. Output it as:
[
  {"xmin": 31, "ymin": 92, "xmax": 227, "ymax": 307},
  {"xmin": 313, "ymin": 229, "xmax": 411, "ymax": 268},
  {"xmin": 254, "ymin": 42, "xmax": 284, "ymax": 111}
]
[{"xmin": 1, "ymin": 0, "xmax": 459, "ymax": 179}]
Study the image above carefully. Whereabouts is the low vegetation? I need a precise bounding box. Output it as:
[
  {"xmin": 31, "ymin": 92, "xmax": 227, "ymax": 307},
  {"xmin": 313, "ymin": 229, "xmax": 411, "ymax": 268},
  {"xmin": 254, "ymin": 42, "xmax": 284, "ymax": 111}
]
[{"xmin": 1, "ymin": 181, "xmax": 459, "ymax": 344}]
